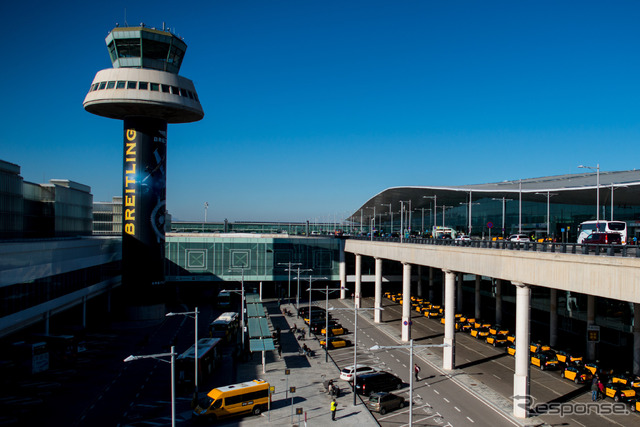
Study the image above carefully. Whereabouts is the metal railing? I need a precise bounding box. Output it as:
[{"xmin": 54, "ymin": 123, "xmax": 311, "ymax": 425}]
[{"xmin": 351, "ymin": 236, "xmax": 640, "ymax": 258}]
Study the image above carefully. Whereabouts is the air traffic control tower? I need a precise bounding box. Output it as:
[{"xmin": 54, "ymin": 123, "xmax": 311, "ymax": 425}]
[{"xmin": 84, "ymin": 25, "xmax": 204, "ymax": 301}]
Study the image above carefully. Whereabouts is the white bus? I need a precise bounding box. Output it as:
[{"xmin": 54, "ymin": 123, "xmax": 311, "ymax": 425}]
[
  {"xmin": 577, "ymin": 220, "xmax": 627, "ymax": 245},
  {"xmin": 432, "ymin": 226, "xmax": 457, "ymax": 239},
  {"xmin": 209, "ymin": 312, "xmax": 239, "ymax": 343}
]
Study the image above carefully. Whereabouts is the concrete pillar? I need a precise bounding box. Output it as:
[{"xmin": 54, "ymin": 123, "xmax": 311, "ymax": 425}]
[
  {"xmin": 634, "ymin": 304, "xmax": 640, "ymax": 376},
  {"xmin": 456, "ymin": 272, "xmax": 463, "ymax": 313},
  {"xmin": 355, "ymin": 254, "xmax": 362, "ymax": 309},
  {"xmin": 441, "ymin": 270, "xmax": 446, "ymax": 306},
  {"xmin": 374, "ymin": 258, "xmax": 382, "ymax": 323},
  {"xmin": 474, "ymin": 275, "xmax": 481, "ymax": 319},
  {"xmin": 549, "ymin": 289, "xmax": 558, "ymax": 347},
  {"xmin": 443, "ymin": 270, "xmax": 456, "ymax": 370},
  {"xmin": 339, "ymin": 240, "xmax": 346, "ymax": 299},
  {"xmin": 417, "ymin": 265, "xmax": 423, "ymax": 297},
  {"xmin": 513, "ymin": 282, "xmax": 531, "ymax": 418},
  {"xmin": 428, "ymin": 267, "xmax": 434, "ymax": 302},
  {"xmin": 587, "ymin": 295, "xmax": 596, "ymax": 360},
  {"xmin": 495, "ymin": 279, "xmax": 503, "ymax": 326},
  {"xmin": 44, "ymin": 311, "xmax": 50, "ymax": 335},
  {"xmin": 402, "ymin": 263, "xmax": 412, "ymax": 342}
]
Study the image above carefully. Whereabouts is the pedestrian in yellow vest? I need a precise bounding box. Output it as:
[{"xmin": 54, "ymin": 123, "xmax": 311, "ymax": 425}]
[{"xmin": 331, "ymin": 398, "xmax": 337, "ymax": 421}]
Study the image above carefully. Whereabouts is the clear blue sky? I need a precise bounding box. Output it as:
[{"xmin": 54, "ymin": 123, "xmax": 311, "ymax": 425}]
[{"xmin": 2, "ymin": 1, "xmax": 640, "ymax": 222}]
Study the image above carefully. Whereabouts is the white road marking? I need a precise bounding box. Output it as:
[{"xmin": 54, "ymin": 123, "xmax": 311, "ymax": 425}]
[
  {"xmin": 467, "ymin": 416, "xmax": 475, "ymax": 423},
  {"xmin": 443, "ymin": 397, "xmax": 449, "ymax": 403},
  {"xmin": 454, "ymin": 406, "xmax": 461, "ymax": 412},
  {"xmin": 493, "ymin": 374, "xmax": 501, "ymax": 380}
]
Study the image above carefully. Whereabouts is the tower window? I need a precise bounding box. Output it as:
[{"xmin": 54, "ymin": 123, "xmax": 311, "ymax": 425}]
[
  {"xmin": 139, "ymin": 82, "xmax": 148, "ymax": 90},
  {"xmin": 116, "ymin": 81, "xmax": 126, "ymax": 89},
  {"xmin": 161, "ymin": 84, "xmax": 170, "ymax": 93},
  {"xmin": 98, "ymin": 82, "xmax": 106, "ymax": 90},
  {"xmin": 150, "ymin": 83, "xmax": 160, "ymax": 91},
  {"xmin": 127, "ymin": 81, "xmax": 137, "ymax": 89},
  {"xmin": 106, "ymin": 81, "xmax": 115, "ymax": 89}
]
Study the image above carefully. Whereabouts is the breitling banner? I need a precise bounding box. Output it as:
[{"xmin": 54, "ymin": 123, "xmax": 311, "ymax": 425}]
[{"xmin": 122, "ymin": 117, "xmax": 167, "ymax": 289}]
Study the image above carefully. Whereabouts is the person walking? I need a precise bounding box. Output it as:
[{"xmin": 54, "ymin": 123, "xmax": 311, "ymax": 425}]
[
  {"xmin": 277, "ymin": 344, "xmax": 282, "ymax": 358},
  {"xmin": 330, "ymin": 398, "xmax": 337, "ymax": 421},
  {"xmin": 591, "ymin": 376, "xmax": 599, "ymax": 401},
  {"xmin": 414, "ymin": 364, "xmax": 421, "ymax": 381}
]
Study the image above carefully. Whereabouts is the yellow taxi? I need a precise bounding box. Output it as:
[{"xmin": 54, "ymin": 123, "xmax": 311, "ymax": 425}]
[
  {"xmin": 391, "ymin": 294, "xmax": 402, "ymax": 303},
  {"xmin": 506, "ymin": 344, "xmax": 516, "ymax": 356},
  {"xmin": 319, "ymin": 337, "xmax": 352, "ymax": 350},
  {"xmin": 584, "ymin": 363, "xmax": 599, "ymax": 376},
  {"xmin": 440, "ymin": 313, "xmax": 462, "ymax": 324},
  {"xmin": 506, "ymin": 334, "xmax": 516, "ymax": 343},
  {"xmin": 384, "ymin": 291, "xmax": 392, "ymax": 300},
  {"xmin": 530, "ymin": 343, "xmax": 551, "ymax": 353},
  {"xmin": 424, "ymin": 307, "xmax": 442, "ymax": 318},
  {"xmin": 555, "ymin": 350, "xmax": 582, "ymax": 365},
  {"xmin": 486, "ymin": 334, "xmax": 509, "ymax": 347},
  {"xmin": 473, "ymin": 321, "xmax": 492, "ymax": 329},
  {"xmin": 531, "ymin": 350, "xmax": 559, "ymax": 371},
  {"xmin": 416, "ymin": 303, "xmax": 430, "ymax": 313},
  {"xmin": 470, "ymin": 327, "xmax": 491, "ymax": 340},
  {"xmin": 561, "ymin": 366, "xmax": 593, "ymax": 384},
  {"xmin": 630, "ymin": 398, "xmax": 640, "ymax": 413},
  {"xmin": 489, "ymin": 326, "xmax": 509, "ymax": 336},
  {"xmin": 321, "ymin": 326, "xmax": 349, "ymax": 336},
  {"xmin": 605, "ymin": 382, "xmax": 636, "ymax": 402}
]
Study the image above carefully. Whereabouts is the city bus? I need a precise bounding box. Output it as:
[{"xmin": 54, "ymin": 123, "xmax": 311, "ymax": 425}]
[
  {"xmin": 209, "ymin": 312, "xmax": 239, "ymax": 343},
  {"xmin": 11, "ymin": 341, "xmax": 49, "ymax": 374},
  {"xmin": 193, "ymin": 379, "xmax": 270, "ymax": 421},
  {"xmin": 177, "ymin": 338, "xmax": 222, "ymax": 390},
  {"xmin": 577, "ymin": 220, "xmax": 627, "ymax": 245}
]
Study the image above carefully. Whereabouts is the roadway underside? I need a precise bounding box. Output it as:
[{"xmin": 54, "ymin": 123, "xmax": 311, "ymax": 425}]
[{"xmin": 329, "ymin": 296, "xmax": 638, "ymax": 427}]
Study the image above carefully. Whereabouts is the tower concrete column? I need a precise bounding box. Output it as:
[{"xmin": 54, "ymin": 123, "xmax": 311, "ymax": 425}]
[
  {"xmin": 417, "ymin": 265, "xmax": 423, "ymax": 297},
  {"xmin": 550, "ymin": 288, "xmax": 558, "ymax": 347},
  {"xmin": 474, "ymin": 275, "xmax": 481, "ymax": 319},
  {"xmin": 355, "ymin": 254, "xmax": 362, "ymax": 309},
  {"xmin": 402, "ymin": 262, "xmax": 412, "ymax": 341},
  {"xmin": 374, "ymin": 257, "xmax": 383, "ymax": 323},
  {"xmin": 443, "ymin": 270, "xmax": 456, "ymax": 370},
  {"xmin": 428, "ymin": 267, "xmax": 435, "ymax": 302},
  {"xmin": 339, "ymin": 239, "xmax": 346, "ymax": 299},
  {"xmin": 513, "ymin": 282, "xmax": 531, "ymax": 418},
  {"xmin": 456, "ymin": 272, "xmax": 463, "ymax": 313},
  {"xmin": 587, "ymin": 295, "xmax": 596, "ymax": 360},
  {"xmin": 634, "ymin": 304, "xmax": 640, "ymax": 376},
  {"xmin": 495, "ymin": 279, "xmax": 503, "ymax": 326}
]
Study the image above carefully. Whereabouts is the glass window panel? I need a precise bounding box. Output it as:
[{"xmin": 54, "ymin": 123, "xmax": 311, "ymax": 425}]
[
  {"xmin": 138, "ymin": 82, "xmax": 148, "ymax": 90},
  {"xmin": 150, "ymin": 83, "xmax": 159, "ymax": 91},
  {"xmin": 187, "ymin": 91, "xmax": 194, "ymax": 99},
  {"xmin": 115, "ymin": 38, "xmax": 141, "ymax": 58},
  {"xmin": 161, "ymin": 84, "xmax": 170, "ymax": 93},
  {"xmin": 106, "ymin": 81, "xmax": 115, "ymax": 89},
  {"xmin": 171, "ymin": 86, "xmax": 179, "ymax": 95},
  {"xmin": 127, "ymin": 81, "xmax": 137, "ymax": 89},
  {"xmin": 116, "ymin": 81, "xmax": 126, "ymax": 89},
  {"xmin": 142, "ymin": 39, "xmax": 169, "ymax": 61},
  {"xmin": 180, "ymin": 88, "xmax": 188, "ymax": 97},
  {"xmin": 98, "ymin": 82, "xmax": 106, "ymax": 90}
]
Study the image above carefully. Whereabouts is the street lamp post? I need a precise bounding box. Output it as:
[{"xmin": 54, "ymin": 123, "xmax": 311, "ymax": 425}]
[
  {"xmin": 293, "ymin": 267, "xmax": 312, "ymax": 311},
  {"xmin": 370, "ymin": 341, "xmax": 448, "ymax": 427},
  {"xmin": 279, "ymin": 262, "xmax": 302, "ymax": 305},
  {"xmin": 224, "ymin": 269, "xmax": 246, "ymax": 350},
  {"xmin": 535, "ymin": 191, "xmax": 558, "ymax": 238},
  {"xmin": 381, "ymin": 203, "xmax": 392, "ymax": 234},
  {"xmin": 165, "ymin": 308, "xmax": 199, "ymax": 405},
  {"xmin": 306, "ymin": 284, "xmax": 341, "ymax": 362},
  {"xmin": 610, "ymin": 184, "xmax": 628, "ymax": 221},
  {"xmin": 423, "ymin": 195, "xmax": 437, "ymax": 229},
  {"xmin": 492, "ymin": 197, "xmax": 513, "ymax": 237},
  {"xmin": 294, "ymin": 275, "xmax": 327, "ymax": 335},
  {"xmin": 519, "ymin": 179, "xmax": 522, "ymax": 234},
  {"xmin": 124, "ymin": 347, "xmax": 177, "ymax": 427},
  {"xmin": 329, "ymin": 305, "xmax": 383, "ymax": 406},
  {"xmin": 579, "ymin": 164, "xmax": 600, "ymax": 223}
]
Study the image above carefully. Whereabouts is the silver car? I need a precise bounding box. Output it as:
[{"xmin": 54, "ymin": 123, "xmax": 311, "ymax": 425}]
[{"xmin": 366, "ymin": 392, "xmax": 405, "ymax": 415}]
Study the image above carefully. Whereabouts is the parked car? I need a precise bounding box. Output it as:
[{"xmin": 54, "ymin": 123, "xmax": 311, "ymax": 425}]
[
  {"xmin": 354, "ymin": 371, "xmax": 403, "ymax": 396},
  {"xmin": 509, "ymin": 234, "xmax": 530, "ymax": 242},
  {"xmin": 561, "ymin": 366, "xmax": 593, "ymax": 384},
  {"xmin": 366, "ymin": 392, "xmax": 405, "ymax": 415},
  {"xmin": 605, "ymin": 382, "xmax": 637, "ymax": 402},
  {"xmin": 321, "ymin": 326, "xmax": 349, "ymax": 336},
  {"xmin": 555, "ymin": 350, "xmax": 582, "ymax": 365},
  {"xmin": 470, "ymin": 327, "xmax": 491, "ymax": 340},
  {"xmin": 319, "ymin": 337, "xmax": 352, "ymax": 349},
  {"xmin": 531, "ymin": 350, "xmax": 560, "ymax": 370},
  {"xmin": 340, "ymin": 365, "xmax": 377, "ymax": 382},
  {"xmin": 486, "ymin": 334, "xmax": 509, "ymax": 347}
]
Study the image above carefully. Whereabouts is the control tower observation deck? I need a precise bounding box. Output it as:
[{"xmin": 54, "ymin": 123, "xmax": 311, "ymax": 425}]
[{"xmin": 83, "ymin": 25, "xmax": 204, "ymax": 296}]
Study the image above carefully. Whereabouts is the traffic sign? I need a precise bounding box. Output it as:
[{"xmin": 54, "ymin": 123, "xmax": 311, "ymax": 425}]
[{"xmin": 487, "ymin": 222, "xmax": 493, "ymax": 229}]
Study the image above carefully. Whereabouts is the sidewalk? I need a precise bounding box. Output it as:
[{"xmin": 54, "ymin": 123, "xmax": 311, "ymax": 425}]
[{"xmin": 200, "ymin": 300, "xmax": 378, "ymax": 426}]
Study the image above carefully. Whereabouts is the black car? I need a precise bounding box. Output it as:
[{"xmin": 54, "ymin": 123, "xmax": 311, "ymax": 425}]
[
  {"xmin": 354, "ymin": 371, "xmax": 403, "ymax": 396},
  {"xmin": 309, "ymin": 319, "xmax": 340, "ymax": 334}
]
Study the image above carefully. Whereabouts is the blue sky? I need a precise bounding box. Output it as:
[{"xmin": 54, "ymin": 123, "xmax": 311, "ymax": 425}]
[{"xmin": 2, "ymin": 1, "xmax": 640, "ymax": 222}]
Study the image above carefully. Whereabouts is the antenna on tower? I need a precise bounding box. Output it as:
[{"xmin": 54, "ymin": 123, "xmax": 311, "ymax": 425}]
[{"xmin": 124, "ymin": 8, "xmax": 128, "ymax": 27}]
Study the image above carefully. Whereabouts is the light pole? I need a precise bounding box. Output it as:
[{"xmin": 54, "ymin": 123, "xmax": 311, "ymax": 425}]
[
  {"xmin": 329, "ymin": 305, "xmax": 383, "ymax": 406},
  {"xmin": 306, "ymin": 284, "xmax": 341, "ymax": 362},
  {"xmin": 203, "ymin": 202, "xmax": 208, "ymax": 232},
  {"xmin": 610, "ymin": 183, "xmax": 628, "ymax": 221},
  {"xmin": 423, "ymin": 195, "xmax": 437, "ymax": 229},
  {"xmin": 124, "ymin": 347, "xmax": 177, "ymax": 427},
  {"xmin": 519, "ymin": 179, "xmax": 523, "ymax": 234},
  {"xmin": 166, "ymin": 308, "xmax": 199, "ymax": 405},
  {"xmin": 535, "ymin": 191, "xmax": 558, "ymax": 238},
  {"xmin": 294, "ymin": 275, "xmax": 326, "ymax": 335},
  {"xmin": 293, "ymin": 267, "xmax": 312, "ymax": 310},
  {"xmin": 441, "ymin": 205, "xmax": 452, "ymax": 228},
  {"xmin": 491, "ymin": 197, "xmax": 513, "ymax": 238},
  {"xmin": 279, "ymin": 262, "xmax": 301, "ymax": 305},
  {"xmin": 370, "ymin": 341, "xmax": 448, "ymax": 427},
  {"xmin": 579, "ymin": 164, "xmax": 600, "ymax": 223},
  {"xmin": 224, "ymin": 269, "xmax": 246, "ymax": 350},
  {"xmin": 381, "ymin": 203, "xmax": 392, "ymax": 234}
]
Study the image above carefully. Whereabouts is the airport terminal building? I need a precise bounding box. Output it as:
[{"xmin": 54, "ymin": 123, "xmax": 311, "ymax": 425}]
[{"xmin": 1, "ymin": 158, "xmax": 640, "ymax": 371}]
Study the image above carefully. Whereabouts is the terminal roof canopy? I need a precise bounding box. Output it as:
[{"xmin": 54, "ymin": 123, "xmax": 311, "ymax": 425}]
[{"xmin": 350, "ymin": 170, "xmax": 640, "ymax": 221}]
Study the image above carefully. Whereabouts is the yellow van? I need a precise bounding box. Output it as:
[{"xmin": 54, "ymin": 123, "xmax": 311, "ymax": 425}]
[{"xmin": 193, "ymin": 379, "xmax": 269, "ymax": 422}]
